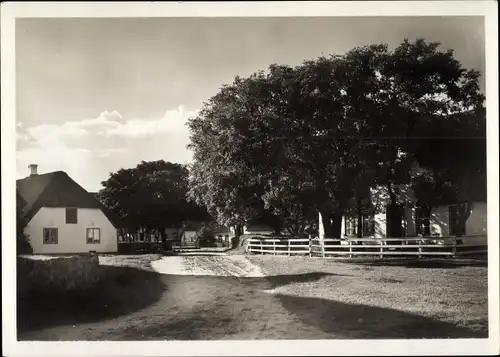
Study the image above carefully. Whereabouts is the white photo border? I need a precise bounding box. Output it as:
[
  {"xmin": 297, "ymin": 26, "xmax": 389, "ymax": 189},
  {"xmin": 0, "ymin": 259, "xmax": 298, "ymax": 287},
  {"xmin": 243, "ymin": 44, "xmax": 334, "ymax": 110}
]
[{"xmin": 2, "ymin": 1, "xmax": 498, "ymax": 356}]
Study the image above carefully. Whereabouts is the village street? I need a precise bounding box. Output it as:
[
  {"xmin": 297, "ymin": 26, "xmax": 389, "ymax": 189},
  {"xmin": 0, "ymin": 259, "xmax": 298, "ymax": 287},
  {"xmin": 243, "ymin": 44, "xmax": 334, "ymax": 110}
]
[{"xmin": 17, "ymin": 253, "xmax": 487, "ymax": 341}]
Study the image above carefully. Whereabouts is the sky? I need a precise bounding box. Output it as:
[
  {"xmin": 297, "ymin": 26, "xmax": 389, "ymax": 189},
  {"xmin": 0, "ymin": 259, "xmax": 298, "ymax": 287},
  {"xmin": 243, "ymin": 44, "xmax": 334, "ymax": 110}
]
[{"xmin": 15, "ymin": 16, "xmax": 485, "ymax": 191}]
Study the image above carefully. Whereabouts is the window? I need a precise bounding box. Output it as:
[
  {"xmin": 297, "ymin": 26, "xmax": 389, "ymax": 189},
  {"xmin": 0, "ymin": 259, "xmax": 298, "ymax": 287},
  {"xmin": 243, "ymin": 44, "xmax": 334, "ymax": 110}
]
[
  {"xmin": 362, "ymin": 215, "xmax": 376, "ymax": 236},
  {"xmin": 345, "ymin": 215, "xmax": 375, "ymax": 237},
  {"xmin": 415, "ymin": 206, "xmax": 431, "ymax": 236},
  {"xmin": 65, "ymin": 208, "xmax": 78, "ymax": 224},
  {"xmin": 86, "ymin": 228, "xmax": 101, "ymax": 244},
  {"xmin": 345, "ymin": 217, "xmax": 357, "ymax": 237},
  {"xmin": 449, "ymin": 204, "xmax": 467, "ymax": 236},
  {"xmin": 43, "ymin": 228, "xmax": 58, "ymax": 244}
]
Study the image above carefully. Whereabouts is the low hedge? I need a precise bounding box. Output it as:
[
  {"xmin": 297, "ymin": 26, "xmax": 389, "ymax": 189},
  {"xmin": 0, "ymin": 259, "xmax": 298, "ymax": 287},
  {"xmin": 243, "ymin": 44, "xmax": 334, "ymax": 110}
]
[{"xmin": 17, "ymin": 254, "xmax": 101, "ymax": 298}]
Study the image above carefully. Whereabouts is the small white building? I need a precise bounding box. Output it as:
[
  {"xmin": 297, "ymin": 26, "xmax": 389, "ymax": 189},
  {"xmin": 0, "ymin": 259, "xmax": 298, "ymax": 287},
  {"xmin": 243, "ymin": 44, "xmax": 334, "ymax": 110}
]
[
  {"xmin": 319, "ymin": 184, "xmax": 487, "ymax": 243},
  {"xmin": 241, "ymin": 224, "xmax": 275, "ymax": 235},
  {"xmin": 17, "ymin": 165, "xmax": 118, "ymax": 254}
]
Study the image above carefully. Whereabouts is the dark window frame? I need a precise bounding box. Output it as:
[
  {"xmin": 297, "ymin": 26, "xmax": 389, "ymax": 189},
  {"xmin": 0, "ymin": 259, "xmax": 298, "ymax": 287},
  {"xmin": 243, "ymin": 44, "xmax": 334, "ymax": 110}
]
[
  {"xmin": 415, "ymin": 206, "xmax": 431, "ymax": 236},
  {"xmin": 344, "ymin": 217, "xmax": 357, "ymax": 237},
  {"xmin": 86, "ymin": 227, "xmax": 101, "ymax": 244},
  {"xmin": 43, "ymin": 228, "xmax": 58, "ymax": 244},
  {"xmin": 345, "ymin": 214, "xmax": 375, "ymax": 237},
  {"xmin": 362, "ymin": 215, "xmax": 376, "ymax": 237}
]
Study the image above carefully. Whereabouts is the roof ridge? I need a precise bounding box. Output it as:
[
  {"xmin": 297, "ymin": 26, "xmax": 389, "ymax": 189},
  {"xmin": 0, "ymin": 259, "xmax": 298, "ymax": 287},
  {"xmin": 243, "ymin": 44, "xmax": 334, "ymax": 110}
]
[{"xmin": 16, "ymin": 170, "xmax": 67, "ymax": 182}]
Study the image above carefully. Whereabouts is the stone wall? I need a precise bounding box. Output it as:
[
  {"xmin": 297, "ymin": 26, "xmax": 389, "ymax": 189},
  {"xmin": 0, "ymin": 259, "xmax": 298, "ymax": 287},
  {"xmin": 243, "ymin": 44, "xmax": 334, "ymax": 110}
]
[{"xmin": 17, "ymin": 254, "xmax": 101, "ymax": 298}]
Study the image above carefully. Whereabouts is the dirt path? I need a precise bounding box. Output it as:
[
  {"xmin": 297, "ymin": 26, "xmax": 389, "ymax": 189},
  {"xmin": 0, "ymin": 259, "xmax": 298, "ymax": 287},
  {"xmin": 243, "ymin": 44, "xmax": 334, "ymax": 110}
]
[
  {"xmin": 151, "ymin": 255, "xmax": 265, "ymax": 277},
  {"xmin": 19, "ymin": 255, "xmax": 325, "ymax": 340}
]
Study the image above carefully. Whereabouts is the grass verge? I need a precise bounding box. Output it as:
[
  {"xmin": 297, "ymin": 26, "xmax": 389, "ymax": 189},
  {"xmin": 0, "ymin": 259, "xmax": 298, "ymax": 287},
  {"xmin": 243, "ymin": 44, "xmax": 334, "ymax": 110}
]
[{"xmin": 247, "ymin": 255, "xmax": 488, "ymax": 336}]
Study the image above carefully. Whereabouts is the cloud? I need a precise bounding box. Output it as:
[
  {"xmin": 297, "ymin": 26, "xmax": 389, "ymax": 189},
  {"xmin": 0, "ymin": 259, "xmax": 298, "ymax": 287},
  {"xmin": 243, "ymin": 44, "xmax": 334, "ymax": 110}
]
[
  {"xmin": 16, "ymin": 106, "xmax": 198, "ymax": 191},
  {"xmin": 99, "ymin": 105, "xmax": 199, "ymax": 139}
]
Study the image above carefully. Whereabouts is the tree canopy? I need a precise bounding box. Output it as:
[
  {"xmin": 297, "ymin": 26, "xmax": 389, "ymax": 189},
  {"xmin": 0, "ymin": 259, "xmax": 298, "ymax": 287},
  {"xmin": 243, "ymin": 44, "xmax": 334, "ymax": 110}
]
[
  {"xmin": 187, "ymin": 38, "xmax": 485, "ymax": 237},
  {"xmin": 98, "ymin": 160, "xmax": 210, "ymax": 241}
]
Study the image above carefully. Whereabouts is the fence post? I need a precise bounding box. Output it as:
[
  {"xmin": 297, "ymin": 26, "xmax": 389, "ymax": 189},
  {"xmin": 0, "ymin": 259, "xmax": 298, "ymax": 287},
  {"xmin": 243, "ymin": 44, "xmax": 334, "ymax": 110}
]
[
  {"xmin": 321, "ymin": 239, "xmax": 325, "ymax": 258},
  {"xmin": 287, "ymin": 239, "xmax": 291, "ymax": 256},
  {"xmin": 379, "ymin": 241, "xmax": 383, "ymax": 259},
  {"xmin": 273, "ymin": 240, "xmax": 276, "ymax": 256},
  {"xmin": 309, "ymin": 235, "xmax": 312, "ymax": 257},
  {"xmin": 261, "ymin": 239, "xmax": 264, "ymax": 255},
  {"xmin": 349, "ymin": 240, "xmax": 353, "ymax": 259},
  {"xmin": 418, "ymin": 239, "xmax": 422, "ymax": 259}
]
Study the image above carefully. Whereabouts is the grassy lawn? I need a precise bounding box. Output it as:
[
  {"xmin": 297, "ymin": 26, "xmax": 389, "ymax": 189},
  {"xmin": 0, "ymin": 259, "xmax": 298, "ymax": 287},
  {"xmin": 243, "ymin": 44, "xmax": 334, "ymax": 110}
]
[{"xmin": 247, "ymin": 255, "xmax": 488, "ymax": 337}]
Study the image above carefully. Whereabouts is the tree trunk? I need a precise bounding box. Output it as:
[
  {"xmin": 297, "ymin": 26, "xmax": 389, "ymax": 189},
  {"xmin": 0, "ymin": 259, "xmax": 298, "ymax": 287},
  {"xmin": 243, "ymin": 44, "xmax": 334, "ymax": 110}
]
[
  {"xmin": 234, "ymin": 224, "xmax": 243, "ymax": 238},
  {"xmin": 233, "ymin": 224, "xmax": 242, "ymax": 248},
  {"xmin": 272, "ymin": 216, "xmax": 283, "ymax": 236},
  {"xmin": 456, "ymin": 202, "xmax": 472, "ymax": 238},
  {"xmin": 320, "ymin": 209, "xmax": 343, "ymax": 239},
  {"xmin": 159, "ymin": 229, "xmax": 166, "ymax": 243},
  {"xmin": 320, "ymin": 210, "xmax": 334, "ymax": 238},
  {"xmin": 298, "ymin": 224, "xmax": 306, "ymax": 238},
  {"xmin": 387, "ymin": 182, "xmax": 398, "ymax": 208},
  {"xmin": 331, "ymin": 212, "xmax": 343, "ymax": 238},
  {"xmin": 386, "ymin": 182, "xmax": 403, "ymax": 240},
  {"xmin": 356, "ymin": 196, "xmax": 363, "ymax": 238}
]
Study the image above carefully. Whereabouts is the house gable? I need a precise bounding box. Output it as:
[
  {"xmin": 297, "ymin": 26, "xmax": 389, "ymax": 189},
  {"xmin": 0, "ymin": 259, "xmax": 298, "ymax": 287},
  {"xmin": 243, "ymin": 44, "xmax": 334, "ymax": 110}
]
[{"xmin": 17, "ymin": 171, "xmax": 102, "ymax": 223}]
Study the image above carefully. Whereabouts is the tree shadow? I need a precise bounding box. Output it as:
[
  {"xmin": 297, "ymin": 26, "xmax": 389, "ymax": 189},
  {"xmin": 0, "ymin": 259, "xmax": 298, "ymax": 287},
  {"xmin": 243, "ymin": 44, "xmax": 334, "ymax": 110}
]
[
  {"xmin": 170, "ymin": 252, "xmax": 230, "ymax": 256},
  {"xmin": 274, "ymin": 293, "xmax": 488, "ymax": 339},
  {"xmin": 260, "ymin": 272, "xmax": 347, "ymax": 289},
  {"xmin": 342, "ymin": 258, "xmax": 488, "ymax": 269},
  {"xmin": 17, "ymin": 265, "xmax": 166, "ymax": 333}
]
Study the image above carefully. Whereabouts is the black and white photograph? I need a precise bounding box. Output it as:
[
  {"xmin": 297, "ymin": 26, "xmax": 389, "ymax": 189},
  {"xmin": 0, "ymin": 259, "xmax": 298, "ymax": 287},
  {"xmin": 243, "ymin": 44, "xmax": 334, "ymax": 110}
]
[{"xmin": 2, "ymin": 1, "xmax": 499, "ymax": 356}]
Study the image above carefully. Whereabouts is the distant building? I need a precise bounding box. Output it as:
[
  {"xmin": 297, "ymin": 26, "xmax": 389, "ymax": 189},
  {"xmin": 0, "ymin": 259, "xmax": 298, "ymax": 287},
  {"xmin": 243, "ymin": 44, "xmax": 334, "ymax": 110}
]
[
  {"xmin": 17, "ymin": 165, "xmax": 118, "ymax": 254},
  {"xmin": 319, "ymin": 183, "xmax": 487, "ymax": 242}
]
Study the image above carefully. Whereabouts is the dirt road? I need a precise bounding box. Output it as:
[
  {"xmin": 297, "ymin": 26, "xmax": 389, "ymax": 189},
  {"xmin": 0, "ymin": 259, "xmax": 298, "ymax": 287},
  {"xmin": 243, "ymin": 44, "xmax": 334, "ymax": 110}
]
[
  {"xmin": 18, "ymin": 254, "xmax": 485, "ymax": 340},
  {"xmin": 150, "ymin": 254, "xmax": 265, "ymax": 277},
  {"xmin": 19, "ymin": 254, "xmax": 325, "ymax": 340}
]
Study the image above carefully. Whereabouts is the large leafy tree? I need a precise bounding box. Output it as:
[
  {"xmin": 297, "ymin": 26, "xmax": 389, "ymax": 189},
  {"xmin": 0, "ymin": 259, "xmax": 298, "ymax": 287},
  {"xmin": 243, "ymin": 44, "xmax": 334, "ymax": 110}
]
[
  {"xmin": 411, "ymin": 107, "xmax": 486, "ymax": 236},
  {"xmin": 188, "ymin": 38, "xmax": 485, "ymax": 238},
  {"xmin": 331, "ymin": 39, "xmax": 484, "ymax": 236},
  {"xmin": 98, "ymin": 160, "xmax": 209, "ymax": 242}
]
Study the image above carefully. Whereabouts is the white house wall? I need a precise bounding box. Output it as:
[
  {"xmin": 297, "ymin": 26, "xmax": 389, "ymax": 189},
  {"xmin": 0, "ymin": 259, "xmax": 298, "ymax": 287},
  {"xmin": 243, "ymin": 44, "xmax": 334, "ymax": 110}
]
[
  {"xmin": 405, "ymin": 207, "xmax": 416, "ymax": 236},
  {"xmin": 184, "ymin": 231, "xmax": 197, "ymax": 243},
  {"xmin": 26, "ymin": 207, "xmax": 118, "ymax": 254},
  {"xmin": 429, "ymin": 206, "xmax": 450, "ymax": 236},
  {"xmin": 465, "ymin": 201, "xmax": 487, "ymax": 235},
  {"xmin": 318, "ymin": 200, "xmax": 486, "ymax": 239},
  {"xmin": 373, "ymin": 212, "xmax": 388, "ymax": 238},
  {"xmin": 318, "ymin": 212, "xmax": 325, "ymax": 239}
]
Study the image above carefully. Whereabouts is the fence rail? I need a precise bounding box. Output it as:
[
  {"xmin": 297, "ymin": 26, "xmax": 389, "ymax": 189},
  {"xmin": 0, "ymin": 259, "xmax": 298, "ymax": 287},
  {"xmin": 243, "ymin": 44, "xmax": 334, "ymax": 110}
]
[{"xmin": 246, "ymin": 235, "xmax": 487, "ymax": 259}]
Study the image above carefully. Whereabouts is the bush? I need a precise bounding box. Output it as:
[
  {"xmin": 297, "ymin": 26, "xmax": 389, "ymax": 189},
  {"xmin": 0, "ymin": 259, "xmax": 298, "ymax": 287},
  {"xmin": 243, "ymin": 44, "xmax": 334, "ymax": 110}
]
[
  {"xmin": 17, "ymin": 255, "xmax": 101, "ymax": 298},
  {"xmin": 17, "ymin": 233, "xmax": 33, "ymax": 255}
]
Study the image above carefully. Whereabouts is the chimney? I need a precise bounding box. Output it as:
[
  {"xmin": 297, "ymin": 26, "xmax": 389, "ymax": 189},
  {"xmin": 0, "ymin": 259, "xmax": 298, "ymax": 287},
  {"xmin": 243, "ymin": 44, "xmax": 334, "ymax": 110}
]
[{"xmin": 29, "ymin": 164, "xmax": 38, "ymax": 176}]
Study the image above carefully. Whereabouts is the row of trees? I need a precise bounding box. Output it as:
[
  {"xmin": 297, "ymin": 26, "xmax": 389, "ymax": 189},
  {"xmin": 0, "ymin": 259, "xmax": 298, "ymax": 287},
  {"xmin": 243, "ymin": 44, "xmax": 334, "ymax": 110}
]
[
  {"xmin": 97, "ymin": 160, "xmax": 210, "ymax": 243},
  {"xmin": 187, "ymin": 39, "xmax": 486, "ymax": 238}
]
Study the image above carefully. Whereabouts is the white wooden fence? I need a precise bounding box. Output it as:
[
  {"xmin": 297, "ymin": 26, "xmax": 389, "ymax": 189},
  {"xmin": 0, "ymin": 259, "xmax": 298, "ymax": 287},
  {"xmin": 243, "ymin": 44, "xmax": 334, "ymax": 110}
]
[{"xmin": 246, "ymin": 235, "xmax": 487, "ymax": 258}]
